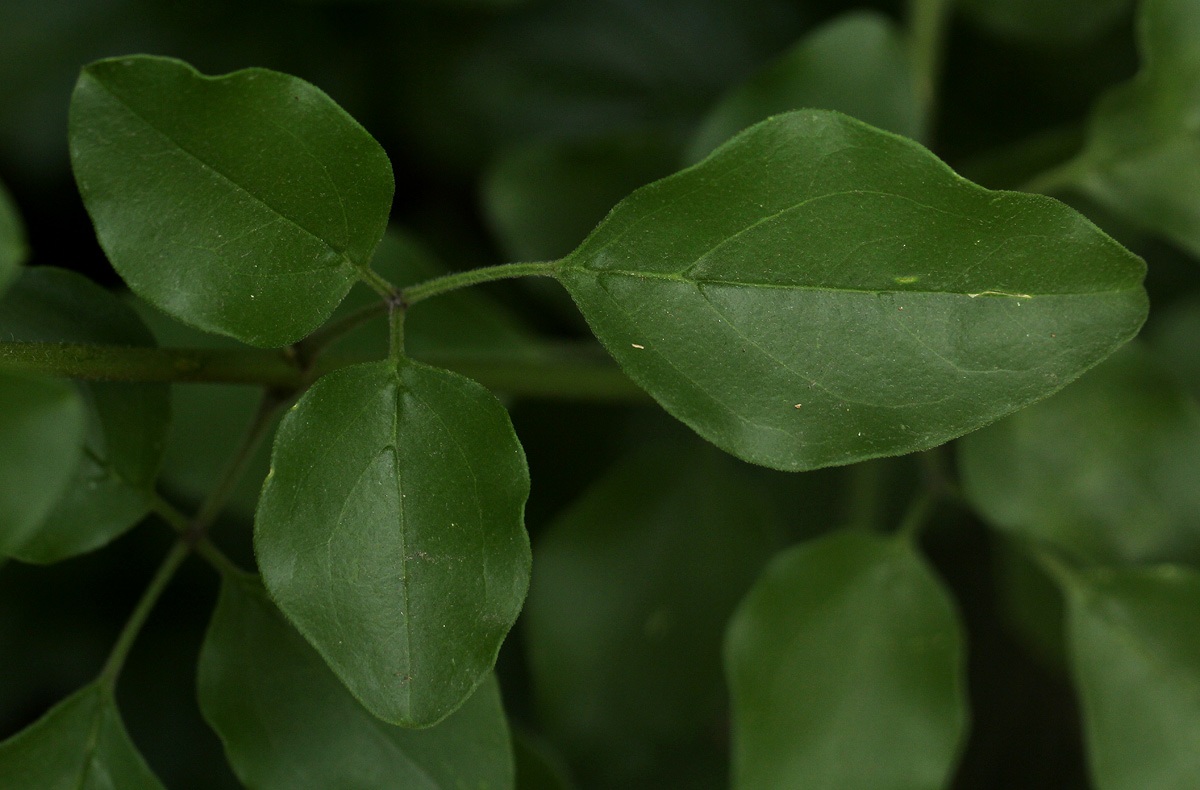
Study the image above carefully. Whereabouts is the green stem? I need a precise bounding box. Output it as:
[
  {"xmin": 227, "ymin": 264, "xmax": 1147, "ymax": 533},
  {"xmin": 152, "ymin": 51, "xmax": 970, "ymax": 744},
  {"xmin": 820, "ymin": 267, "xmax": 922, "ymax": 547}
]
[
  {"xmin": 150, "ymin": 493, "xmax": 252, "ymax": 578},
  {"xmin": 845, "ymin": 459, "xmax": 885, "ymax": 532},
  {"xmin": 402, "ymin": 261, "xmax": 559, "ymax": 306},
  {"xmin": 389, "ymin": 303, "xmax": 406, "ymax": 360},
  {"xmin": 358, "ymin": 267, "xmax": 400, "ymax": 301},
  {"xmin": 191, "ymin": 389, "xmax": 288, "ymax": 534},
  {"xmin": 897, "ymin": 489, "xmax": 937, "ymax": 542},
  {"xmin": 98, "ymin": 540, "xmax": 191, "ymax": 689},
  {"xmin": 908, "ymin": 0, "xmax": 954, "ymax": 127},
  {"xmin": 292, "ymin": 300, "xmax": 389, "ymax": 366},
  {"xmin": 0, "ymin": 340, "xmax": 643, "ymax": 401}
]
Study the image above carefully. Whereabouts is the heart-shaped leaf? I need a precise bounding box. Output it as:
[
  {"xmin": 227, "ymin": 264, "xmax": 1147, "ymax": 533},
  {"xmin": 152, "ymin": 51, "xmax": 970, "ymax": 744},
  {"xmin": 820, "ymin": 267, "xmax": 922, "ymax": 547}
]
[
  {"xmin": 0, "ymin": 683, "xmax": 164, "ymax": 789},
  {"xmin": 0, "ymin": 372, "xmax": 86, "ymax": 556},
  {"xmin": 556, "ymin": 110, "xmax": 1147, "ymax": 471},
  {"xmin": 199, "ymin": 574, "xmax": 515, "ymax": 789},
  {"xmin": 0, "ymin": 267, "xmax": 170, "ymax": 563},
  {"xmin": 1060, "ymin": 563, "xmax": 1200, "ymax": 789},
  {"xmin": 255, "ymin": 360, "xmax": 530, "ymax": 727},
  {"xmin": 725, "ymin": 530, "xmax": 967, "ymax": 790},
  {"xmin": 69, "ymin": 55, "xmax": 393, "ymax": 347}
]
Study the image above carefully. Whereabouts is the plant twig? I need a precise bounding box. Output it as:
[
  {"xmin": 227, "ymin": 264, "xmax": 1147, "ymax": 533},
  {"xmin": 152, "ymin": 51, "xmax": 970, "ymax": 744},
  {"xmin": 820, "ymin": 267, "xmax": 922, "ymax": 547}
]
[
  {"xmin": 401, "ymin": 261, "xmax": 559, "ymax": 306},
  {"xmin": 98, "ymin": 540, "xmax": 190, "ymax": 689},
  {"xmin": 150, "ymin": 493, "xmax": 252, "ymax": 579}
]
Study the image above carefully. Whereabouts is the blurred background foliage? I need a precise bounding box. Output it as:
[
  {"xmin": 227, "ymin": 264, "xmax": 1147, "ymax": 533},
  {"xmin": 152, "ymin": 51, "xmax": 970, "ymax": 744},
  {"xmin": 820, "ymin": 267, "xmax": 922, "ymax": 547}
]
[{"xmin": 2, "ymin": 1, "xmax": 1197, "ymax": 788}]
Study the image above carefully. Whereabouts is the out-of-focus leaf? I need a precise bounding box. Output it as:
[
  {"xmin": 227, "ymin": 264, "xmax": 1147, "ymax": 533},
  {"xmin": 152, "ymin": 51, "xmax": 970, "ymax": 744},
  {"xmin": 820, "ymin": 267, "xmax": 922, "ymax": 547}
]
[
  {"xmin": 524, "ymin": 441, "xmax": 777, "ymax": 787},
  {"xmin": 0, "ymin": 683, "xmax": 165, "ymax": 789},
  {"xmin": 1148, "ymin": 295, "xmax": 1200, "ymax": 400},
  {"xmin": 482, "ymin": 131, "xmax": 679, "ymax": 263},
  {"xmin": 69, "ymin": 55, "xmax": 393, "ymax": 346},
  {"xmin": 1060, "ymin": 562, "xmax": 1200, "ymax": 789},
  {"xmin": 0, "ymin": 373, "xmax": 85, "ymax": 557},
  {"xmin": 686, "ymin": 11, "xmax": 923, "ymax": 163},
  {"xmin": 725, "ymin": 530, "xmax": 967, "ymax": 790},
  {"xmin": 0, "ymin": 178, "xmax": 28, "ymax": 296},
  {"xmin": 555, "ymin": 110, "xmax": 1147, "ymax": 471},
  {"xmin": 961, "ymin": 0, "xmax": 1132, "ymax": 44},
  {"xmin": 199, "ymin": 574, "xmax": 514, "ymax": 789},
  {"xmin": 514, "ymin": 732, "xmax": 574, "ymax": 790},
  {"xmin": 0, "ymin": 267, "xmax": 169, "ymax": 563},
  {"xmin": 255, "ymin": 360, "xmax": 530, "ymax": 727},
  {"xmin": 959, "ymin": 343, "xmax": 1200, "ymax": 564},
  {"xmin": 1049, "ymin": 0, "xmax": 1200, "ymax": 258}
]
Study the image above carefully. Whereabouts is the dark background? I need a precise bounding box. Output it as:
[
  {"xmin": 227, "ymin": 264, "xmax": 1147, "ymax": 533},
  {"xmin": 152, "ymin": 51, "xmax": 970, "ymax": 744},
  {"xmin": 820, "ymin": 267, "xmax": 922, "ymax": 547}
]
[{"xmin": 0, "ymin": 1, "xmax": 1170, "ymax": 788}]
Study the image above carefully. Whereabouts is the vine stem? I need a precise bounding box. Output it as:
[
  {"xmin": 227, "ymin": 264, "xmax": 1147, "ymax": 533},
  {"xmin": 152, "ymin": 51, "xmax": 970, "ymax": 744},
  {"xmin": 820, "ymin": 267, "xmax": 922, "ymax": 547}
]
[
  {"xmin": 908, "ymin": 0, "xmax": 954, "ymax": 127},
  {"xmin": 401, "ymin": 260, "xmax": 559, "ymax": 306},
  {"xmin": 97, "ymin": 539, "xmax": 191, "ymax": 690},
  {"xmin": 150, "ymin": 493, "xmax": 250, "ymax": 579}
]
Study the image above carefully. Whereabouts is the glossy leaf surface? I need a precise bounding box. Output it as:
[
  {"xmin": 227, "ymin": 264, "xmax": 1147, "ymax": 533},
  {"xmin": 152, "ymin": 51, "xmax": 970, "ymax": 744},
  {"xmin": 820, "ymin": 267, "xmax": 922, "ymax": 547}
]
[
  {"xmin": 0, "ymin": 268, "xmax": 169, "ymax": 563},
  {"xmin": 0, "ymin": 373, "xmax": 85, "ymax": 556},
  {"xmin": 0, "ymin": 178, "xmax": 27, "ymax": 295},
  {"xmin": 725, "ymin": 531, "xmax": 966, "ymax": 790},
  {"xmin": 525, "ymin": 442, "xmax": 777, "ymax": 786},
  {"xmin": 0, "ymin": 683, "xmax": 164, "ymax": 789},
  {"xmin": 1063, "ymin": 564, "xmax": 1200, "ymax": 789},
  {"xmin": 960, "ymin": 344, "xmax": 1200, "ymax": 564},
  {"xmin": 199, "ymin": 574, "xmax": 514, "ymax": 789},
  {"xmin": 557, "ymin": 110, "xmax": 1147, "ymax": 471},
  {"xmin": 69, "ymin": 55, "xmax": 393, "ymax": 347},
  {"xmin": 1061, "ymin": 0, "xmax": 1200, "ymax": 258},
  {"xmin": 687, "ymin": 12, "xmax": 922, "ymax": 162},
  {"xmin": 256, "ymin": 360, "xmax": 530, "ymax": 726}
]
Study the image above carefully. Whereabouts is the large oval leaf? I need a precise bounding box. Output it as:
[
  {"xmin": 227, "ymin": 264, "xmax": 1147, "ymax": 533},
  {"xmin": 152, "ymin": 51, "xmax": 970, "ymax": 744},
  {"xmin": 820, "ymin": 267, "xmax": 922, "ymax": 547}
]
[
  {"xmin": 1053, "ymin": 0, "xmax": 1200, "ymax": 258},
  {"xmin": 556, "ymin": 110, "xmax": 1147, "ymax": 471},
  {"xmin": 724, "ymin": 531, "xmax": 967, "ymax": 790},
  {"xmin": 0, "ymin": 372, "xmax": 86, "ymax": 556},
  {"xmin": 255, "ymin": 360, "xmax": 531, "ymax": 727},
  {"xmin": 199, "ymin": 574, "xmax": 514, "ymax": 789},
  {"xmin": 69, "ymin": 55, "xmax": 394, "ymax": 347},
  {"xmin": 1061, "ymin": 563, "xmax": 1200, "ymax": 789},
  {"xmin": 960, "ymin": 343, "xmax": 1200, "ymax": 565},
  {"xmin": 524, "ymin": 441, "xmax": 777, "ymax": 786},
  {"xmin": 0, "ymin": 683, "xmax": 165, "ymax": 789},
  {"xmin": 0, "ymin": 177, "xmax": 28, "ymax": 296},
  {"xmin": 0, "ymin": 267, "xmax": 170, "ymax": 563}
]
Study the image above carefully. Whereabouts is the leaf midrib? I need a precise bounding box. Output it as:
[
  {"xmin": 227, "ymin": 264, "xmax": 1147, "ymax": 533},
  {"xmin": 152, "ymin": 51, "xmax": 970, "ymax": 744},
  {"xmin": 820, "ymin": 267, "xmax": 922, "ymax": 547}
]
[{"xmin": 88, "ymin": 74, "xmax": 357, "ymax": 274}]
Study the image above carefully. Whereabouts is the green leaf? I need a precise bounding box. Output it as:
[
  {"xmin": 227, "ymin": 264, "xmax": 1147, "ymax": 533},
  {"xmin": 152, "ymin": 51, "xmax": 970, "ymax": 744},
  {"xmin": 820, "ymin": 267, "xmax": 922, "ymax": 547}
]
[
  {"xmin": 514, "ymin": 732, "xmax": 574, "ymax": 790},
  {"xmin": 961, "ymin": 0, "xmax": 1132, "ymax": 44},
  {"xmin": 1060, "ymin": 563, "xmax": 1200, "ymax": 789},
  {"xmin": 725, "ymin": 531, "xmax": 966, "ymax": 790},
  {"xmin": 255, "ymin": 359, "xmax": 531, "ymax": 727},
  {"xmin": 69, "ymin": 54, "xmax": 394, "ymax": 347},
  {"xmin": 524, "ymin": 441, "xmax": 777, "ymax": 786},
  {"xmin": 0, "ymin": 268, "xmax": 170, "ymax": 563},
  {"xmin": 0, "ymin": 372, "xmax": 86, "ymax": 556},
  {"xmin": 1055, "ymin": 0, "xmax": 1200, "ymax": 258},
  {"xmin": 1147, "ymin": 295, "xmax": 1200, "ymax": 401},
  {"xmin": 686, "ymin": 12, "xmax": 923, "ymax": 163},
  {"xmin": 199, "ymin": 574, "xmax": 515, "ymax": 790},
  {"xmin": 0, "ymin": 178, "xmax": 28, "ymax": 296},
  {"xmin": 0, "ymin": 683, "xmax": 165, "ymax": 789},
  {"xmin": 555, "ymin": 110, "xmax": 1147, "ymax": 471},
  {"xmin": 959, "ymin": 343, "xmax": 1200, "ymax": 565},
  {"xmin": 482, "ymin": 132, "xmax": 679, "ymax": 263}
]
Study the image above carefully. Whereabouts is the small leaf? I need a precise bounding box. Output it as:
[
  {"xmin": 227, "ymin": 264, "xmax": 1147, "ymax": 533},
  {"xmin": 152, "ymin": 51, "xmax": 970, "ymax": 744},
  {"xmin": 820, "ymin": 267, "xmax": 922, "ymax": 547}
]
[
  {"xmin": 725, "ymin": 531, "xmax": 967, "ymax": 790},
  {"xmin": 524, "ymin": 441, "xmax": 778, "ymax": 786},
  {"xmin": 69, "ymin": 55, "xmax": 394, "ymax": 347},
  {"xmin": 199, "ymin": 574, "xmax": 515, "ymax": 790},
  {"xmin": 686, "ymin": 11, "xmax": 923, "ymax": 163},
  {"xmin": 255, "ymin": 360, "xmax": 531, "ymax": 726},
  {"xmin": 0, "ymin": 177, "xmax": 28, "ymax": 295},
  {"xmin": 1058, "ymin": 0, "xmax": 1200, "ymax": 258},
  {"xmin": 961, "ymin": 0, "xmax": 1132, "ymax": 44},
  {"xmin": 0, "ymin": 372, "xmax": 86, "ymax": 556},
  {"xmin": 1061, "ymin": 563, "xmax": 1200, "ymax": 789},
  {"xmin": 556, "ymin": 110, "xmax": 1147, "ymax": 471},
  {"xmin": 0, "ymin": 268, "xmax": 170, "ymax": 563},
  {"xmin": 959, "ymin": 343, "xmax": 1200, "ymax": 565},
  {"xmin": 0, "ymin": 683, "xmax": 165, "ymax": 789}
]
